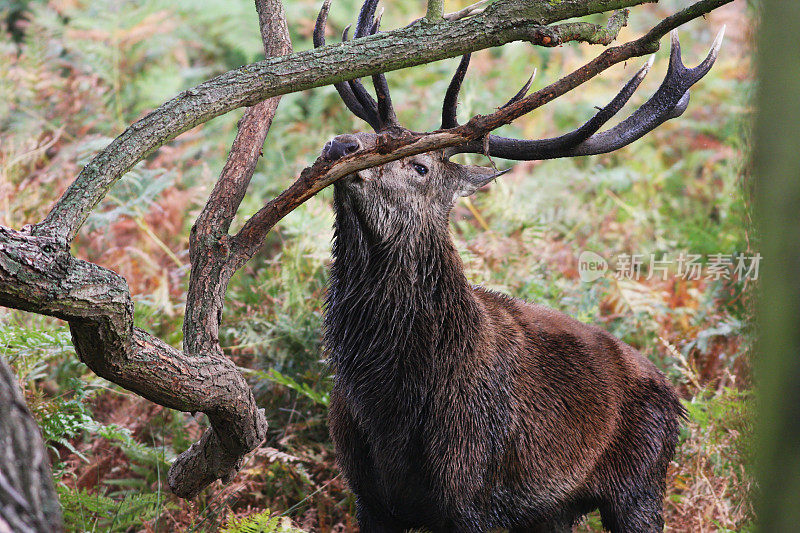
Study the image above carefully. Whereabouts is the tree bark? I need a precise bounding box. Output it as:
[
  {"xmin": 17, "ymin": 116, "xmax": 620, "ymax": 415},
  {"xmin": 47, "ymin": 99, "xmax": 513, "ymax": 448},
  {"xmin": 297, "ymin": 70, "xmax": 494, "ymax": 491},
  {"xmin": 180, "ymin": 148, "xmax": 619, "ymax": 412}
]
[
  {"xmin": 426, "ymin": 0, "xmax": 445, "ymax": 21},
  {"xmin": 0, "ymin": 357, "xmax": 63, "ymax": 533},
  {"xmin": 170, "ymin": 0, "xmax": 293, "ymax": 498}
]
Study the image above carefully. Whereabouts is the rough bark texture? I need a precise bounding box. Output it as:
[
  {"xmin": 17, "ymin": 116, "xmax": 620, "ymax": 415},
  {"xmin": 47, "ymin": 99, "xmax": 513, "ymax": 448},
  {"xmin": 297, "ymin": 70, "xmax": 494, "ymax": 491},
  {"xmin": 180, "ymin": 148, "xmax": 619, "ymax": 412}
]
[
  {"xmin": 171, "ymin": 0, "xmax": 293, "ymax": 498},
  {"xmin": 426, "ymin": 0, "xmax": 445, "ymax": 21},
  {"xmin": 0, "ymin": 0, "xmax": 732, "ymax": 519},
  {"xmin": 0, "ymin": 357, "xmax": 63, "ymax": 533}
]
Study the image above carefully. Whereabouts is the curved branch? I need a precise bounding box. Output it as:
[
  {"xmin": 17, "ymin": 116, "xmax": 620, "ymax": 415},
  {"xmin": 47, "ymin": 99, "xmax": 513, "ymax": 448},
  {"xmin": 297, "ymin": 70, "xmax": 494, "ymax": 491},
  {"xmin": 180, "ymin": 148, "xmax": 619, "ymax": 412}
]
[
  {"xmin": 547, "ymin": 9, "xmax": 630, "ymax": 47},
  {"xmin": 230, "ymin": 0, "xmax": 731, "ymax": 265},
  {"xmin": 0, "ymin": 226, "xmax": 265, "ymax": 499},
  {"xmin": 172, "ymin": 0, "xmax": 293, "ymax": 496},
  {"xmin": 35, "ymin": 0, "xmax": 658, "ymax": 243},
  {"xmin": 444, "ymin": 0, "xmax": 490, "ymax": 21}
]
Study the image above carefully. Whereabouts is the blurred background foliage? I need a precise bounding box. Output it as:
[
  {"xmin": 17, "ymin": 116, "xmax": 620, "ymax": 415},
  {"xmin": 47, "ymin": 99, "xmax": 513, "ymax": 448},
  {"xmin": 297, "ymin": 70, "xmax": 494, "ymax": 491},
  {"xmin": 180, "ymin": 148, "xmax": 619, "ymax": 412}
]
[{"xmin": 0, "ymin": 0, "xmax": 754, "ymax": 531}]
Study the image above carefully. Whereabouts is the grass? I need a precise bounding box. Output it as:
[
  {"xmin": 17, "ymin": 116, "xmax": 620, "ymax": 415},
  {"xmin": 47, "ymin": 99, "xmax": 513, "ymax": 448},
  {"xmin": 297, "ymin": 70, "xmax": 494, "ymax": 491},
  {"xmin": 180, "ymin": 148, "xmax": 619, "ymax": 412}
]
[{"xmin": 0, "ymin": 0, "xmax": 754, "ymax": 531}]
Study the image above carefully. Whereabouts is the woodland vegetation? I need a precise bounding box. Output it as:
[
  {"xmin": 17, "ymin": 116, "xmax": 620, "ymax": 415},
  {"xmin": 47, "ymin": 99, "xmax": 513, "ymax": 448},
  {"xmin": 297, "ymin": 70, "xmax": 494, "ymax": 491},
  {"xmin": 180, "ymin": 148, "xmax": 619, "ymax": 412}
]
[{"xmin": 0, "ymin": 0, "xmax": 754, "ymax": 531}]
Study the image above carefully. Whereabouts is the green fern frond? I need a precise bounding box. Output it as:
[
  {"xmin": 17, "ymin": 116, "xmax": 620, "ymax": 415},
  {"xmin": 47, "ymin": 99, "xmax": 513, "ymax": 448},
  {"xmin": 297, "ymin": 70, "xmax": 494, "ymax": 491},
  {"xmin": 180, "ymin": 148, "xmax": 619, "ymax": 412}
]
[{"xmin": 221, "ymin": 509, "xmax": 307, "ymax": 533}]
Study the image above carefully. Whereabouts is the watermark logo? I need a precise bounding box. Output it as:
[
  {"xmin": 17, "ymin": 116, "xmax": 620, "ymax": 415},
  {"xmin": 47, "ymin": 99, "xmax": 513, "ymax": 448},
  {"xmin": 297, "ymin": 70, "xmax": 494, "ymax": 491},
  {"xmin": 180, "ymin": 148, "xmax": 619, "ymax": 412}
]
[
  {"xmin": 578, "ymin": 250, "xmax": 608, "ymax": 282},
  {"xmin": 577, "ymin": 251, "xmax": 761, "ymax": 283}
]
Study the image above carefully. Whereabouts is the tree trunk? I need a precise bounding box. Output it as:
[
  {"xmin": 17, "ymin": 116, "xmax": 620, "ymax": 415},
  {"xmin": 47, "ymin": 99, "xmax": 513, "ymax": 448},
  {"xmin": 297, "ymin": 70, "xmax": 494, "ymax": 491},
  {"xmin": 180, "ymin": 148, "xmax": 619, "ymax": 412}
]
[
  {"xmin": 754, "ymin": 2, "xmax": 800, "ymax": 531},
  {"xmin": 0, "ymin": 358, "xmax": 63, "ymax": 533}
]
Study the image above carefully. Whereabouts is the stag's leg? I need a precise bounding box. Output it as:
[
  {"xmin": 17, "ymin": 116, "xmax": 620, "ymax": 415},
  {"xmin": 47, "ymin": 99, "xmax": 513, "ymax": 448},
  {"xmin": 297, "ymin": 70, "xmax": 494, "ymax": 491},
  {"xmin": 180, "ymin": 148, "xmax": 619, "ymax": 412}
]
[
  {"xmin": 355, "ymin": 498, "xmax": 405, "ymax": 533},
  {"xmin": 598, "ymin": 491, "xmax": 664, "ymax": 533},
  {"xmin": 510, "ymin": 517, "xmax": 574, "ymax": 533}
]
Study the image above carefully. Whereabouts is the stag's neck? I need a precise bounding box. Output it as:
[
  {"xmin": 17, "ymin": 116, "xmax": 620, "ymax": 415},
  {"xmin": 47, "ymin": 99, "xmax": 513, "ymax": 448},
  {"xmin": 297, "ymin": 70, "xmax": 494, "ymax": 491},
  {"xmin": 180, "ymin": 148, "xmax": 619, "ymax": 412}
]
[{"xmin": 325, "ymin": 192, "xmax": 483, "ymax": 405}]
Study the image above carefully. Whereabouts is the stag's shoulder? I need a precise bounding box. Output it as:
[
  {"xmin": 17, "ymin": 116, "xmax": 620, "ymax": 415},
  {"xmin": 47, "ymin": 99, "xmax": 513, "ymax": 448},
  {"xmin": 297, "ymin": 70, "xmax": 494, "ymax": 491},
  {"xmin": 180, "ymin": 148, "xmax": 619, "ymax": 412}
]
[{"xmin": 471, "ymin": 285, "xmax": 660, "ymax": 380}]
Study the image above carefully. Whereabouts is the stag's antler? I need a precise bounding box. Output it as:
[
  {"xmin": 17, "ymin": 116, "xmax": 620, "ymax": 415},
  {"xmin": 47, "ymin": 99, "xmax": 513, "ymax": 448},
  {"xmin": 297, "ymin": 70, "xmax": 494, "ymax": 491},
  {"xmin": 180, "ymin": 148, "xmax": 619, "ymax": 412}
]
[
  {"xmin": 317, "ymin": 0, "xmax": 724, "ymax": 162},
  {"xmin": 315, "ymin": 0, "xmax": 398, "ymax": 131},
  {"xmin": 441, "ymin": 53, "xmax": 538, "ymax": 130},
  {"xmin": 447, "ymin": 28, "xmax": 725, "ymax": 160}
]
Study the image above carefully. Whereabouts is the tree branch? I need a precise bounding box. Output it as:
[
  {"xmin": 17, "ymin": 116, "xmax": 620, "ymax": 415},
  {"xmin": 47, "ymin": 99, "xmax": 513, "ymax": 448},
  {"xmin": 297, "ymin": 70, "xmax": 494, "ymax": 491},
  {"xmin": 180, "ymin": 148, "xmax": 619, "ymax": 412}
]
[
  {"xmin": 546, "ymin": 9, "xmax": 630, "ymax": 47},
  {"xmin": 0, "ymin": 226, "xmax": 264, "ymax": 498},
  {"xmin": 34, "ymin": 0, "xmax": 658, "ymax": 243},
  {"xmin": 426, "ymin": 0, "xmax": 445, "ymax": 22},
  {"xmin": 444, "ymin": 0, "xmax": 490, "ymax": 21},
  {"xmin": 173, "ymin": 0, "xmax": 293, "ymax": 496},
  {"xmin": 194, "ymin": 0, "xmax": 292, "ymax": 236},
  {"xmin": 229, "ymin": 0, "xmax": 730, "ymax": 267}
]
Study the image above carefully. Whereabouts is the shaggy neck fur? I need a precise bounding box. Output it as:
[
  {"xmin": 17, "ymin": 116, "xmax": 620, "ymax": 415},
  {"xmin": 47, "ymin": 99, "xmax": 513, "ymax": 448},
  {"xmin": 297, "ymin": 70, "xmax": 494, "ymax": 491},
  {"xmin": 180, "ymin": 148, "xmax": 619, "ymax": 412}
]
[{"xmin": 325, "ymin": 184, "xmax": 482, "ymax": 414}]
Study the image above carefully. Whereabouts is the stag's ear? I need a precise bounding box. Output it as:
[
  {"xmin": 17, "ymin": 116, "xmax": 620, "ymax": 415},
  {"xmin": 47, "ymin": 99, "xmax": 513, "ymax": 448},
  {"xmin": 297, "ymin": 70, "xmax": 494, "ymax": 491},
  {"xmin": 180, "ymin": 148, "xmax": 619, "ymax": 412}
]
[{"xmin": 455, "ymin": 166, "xmax": 510, "ymax": 197}]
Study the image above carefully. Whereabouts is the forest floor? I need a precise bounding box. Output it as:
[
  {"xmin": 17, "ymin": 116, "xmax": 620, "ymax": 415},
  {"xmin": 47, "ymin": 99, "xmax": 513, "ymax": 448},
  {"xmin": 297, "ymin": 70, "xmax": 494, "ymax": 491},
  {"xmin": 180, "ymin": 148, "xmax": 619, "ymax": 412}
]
[{"xmin": 0, "ymin": 0, "xmax": 754, "ymax": 531}]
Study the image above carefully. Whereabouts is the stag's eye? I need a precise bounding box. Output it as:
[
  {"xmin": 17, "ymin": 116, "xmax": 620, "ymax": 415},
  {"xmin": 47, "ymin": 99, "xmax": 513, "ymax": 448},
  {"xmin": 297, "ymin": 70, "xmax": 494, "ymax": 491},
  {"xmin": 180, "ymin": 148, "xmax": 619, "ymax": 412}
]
[{"xmin": 412, "ymin": 163, "xmax": 429, "ymax": 176}]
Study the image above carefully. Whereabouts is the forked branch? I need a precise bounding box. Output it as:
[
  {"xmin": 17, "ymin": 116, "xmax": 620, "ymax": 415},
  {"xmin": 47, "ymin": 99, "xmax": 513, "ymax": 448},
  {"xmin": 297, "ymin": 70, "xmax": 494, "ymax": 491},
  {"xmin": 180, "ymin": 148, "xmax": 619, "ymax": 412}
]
[
  {"xmin": 169, "ymin": 0, "xmax": 293, "ymax": 498},
  {"xmin": 232, "ymin": 0, "xmax": 729, "ymax": 265},
  {"xmin": 0, "ymin": 0, "xmax": 293, "ymax": 501}
]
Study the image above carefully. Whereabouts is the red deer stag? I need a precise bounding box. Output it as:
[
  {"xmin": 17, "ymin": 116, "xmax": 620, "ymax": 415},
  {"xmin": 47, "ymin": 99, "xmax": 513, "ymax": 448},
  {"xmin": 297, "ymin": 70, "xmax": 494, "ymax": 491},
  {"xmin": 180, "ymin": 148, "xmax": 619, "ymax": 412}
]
[{"xmin": 314, "ymin": 1, "xmax": 723, "ymax": 531}]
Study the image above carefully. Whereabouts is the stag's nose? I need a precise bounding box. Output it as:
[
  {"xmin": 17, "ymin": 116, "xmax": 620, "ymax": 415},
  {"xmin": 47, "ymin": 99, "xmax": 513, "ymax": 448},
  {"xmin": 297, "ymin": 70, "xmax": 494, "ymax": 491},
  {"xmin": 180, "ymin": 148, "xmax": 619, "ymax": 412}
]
[{"xmin": 322, "ymin": 135, "xmax": 361, "ymax": 161}]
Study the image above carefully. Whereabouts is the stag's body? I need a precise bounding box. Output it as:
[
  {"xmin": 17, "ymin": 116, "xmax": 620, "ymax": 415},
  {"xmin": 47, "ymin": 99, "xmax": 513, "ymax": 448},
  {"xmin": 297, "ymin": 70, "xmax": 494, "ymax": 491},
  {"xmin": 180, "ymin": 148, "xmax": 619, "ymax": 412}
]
[
  {"xmin": 313, "ymin": 1, "xmax": 722, "ymax": 530},
  {"xmin": 324, "ymin": 153, "xmax": 683, "ymax": 532}
]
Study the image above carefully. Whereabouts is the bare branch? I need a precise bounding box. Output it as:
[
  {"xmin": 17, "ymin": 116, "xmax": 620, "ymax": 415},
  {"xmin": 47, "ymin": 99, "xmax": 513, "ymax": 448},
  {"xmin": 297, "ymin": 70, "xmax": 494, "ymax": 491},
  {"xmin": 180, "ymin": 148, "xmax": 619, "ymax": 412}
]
[
  {"xmin": 194, "ymin": 0, "xmax": 292, "ymax": 236},
  {"xmin": 0, "ymin": 226, "xmax": 263, "ymax": 499},
  {"xmin": 34, "ymin": 0, "xmax": 659, "ymax": 243},
  {"xmin": 230, "ymin": 0, "xmax": 731, "ymax": 266},
  {"xmin": 175, "ymin": 0, "xmax": 293, "ymax": 496},
  {"xmin": 444, "ymin": 0, "xmax": 490, "ymax": 21},
  {"xmin": 547, "ymin": 9, "xmax": 630, "ymax": 47}
]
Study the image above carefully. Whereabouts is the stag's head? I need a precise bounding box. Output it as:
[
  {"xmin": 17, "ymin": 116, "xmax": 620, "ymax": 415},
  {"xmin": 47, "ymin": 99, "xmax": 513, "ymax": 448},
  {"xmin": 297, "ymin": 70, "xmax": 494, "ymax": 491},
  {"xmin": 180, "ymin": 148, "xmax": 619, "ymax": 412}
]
[
  {"xmin": 314, "ymin": 0, "xmax": 723, "ymax": 240},
  {"xmin": 323, "ymin": 131, "xmax": 502, "ymax": 228}
]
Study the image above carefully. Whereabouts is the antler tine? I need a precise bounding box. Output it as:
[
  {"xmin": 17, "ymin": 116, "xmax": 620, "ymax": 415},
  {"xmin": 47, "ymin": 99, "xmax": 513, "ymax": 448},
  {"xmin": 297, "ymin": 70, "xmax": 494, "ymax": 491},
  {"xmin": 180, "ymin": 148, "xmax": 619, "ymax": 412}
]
[
  {"xmin": 442, "ymin": 54, "xmax": 471, "ymax": 129},
  {"xmin": 355, "ymin": 0, "xmax": 379, "ymax": 38},
  {"xmin": 314, "ymin": 0, "xmax": 379, "ymax": 128},
  {"xmin": 441, "ymin": 57, "xmax": 534, "ymax": 129},
  {"xmin": 455, "ymin": 56, "xmax": 652, "ymax": 159},
  {"xmin": 370, "ymin": 10, "xmax": 399, "ymax": 129},
  {"xmin": 342, "ymin": 0, "xmax": 384, "ymax": 131},
  {"xmin": 453, "ymin": 28, "xmax": 725, "ymax": 161},
  {"xmin": 558, "ymin": 27, "xmax": 725, "ymax": 158},
  {"xmin": 669, "ymin": 27, "xmax": 724, "ymax": 87},
  {"xmin": 500, "ymin": 69, "xmax": 537, "ymax": 109}
]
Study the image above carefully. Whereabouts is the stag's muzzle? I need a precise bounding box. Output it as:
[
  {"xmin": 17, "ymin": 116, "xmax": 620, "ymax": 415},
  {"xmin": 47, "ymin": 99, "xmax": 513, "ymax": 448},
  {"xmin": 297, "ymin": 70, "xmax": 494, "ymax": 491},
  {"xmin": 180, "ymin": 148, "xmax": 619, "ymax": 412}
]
[{"xmin": 322, "ymin": 135, "xmax": 361, "ymax": 161}]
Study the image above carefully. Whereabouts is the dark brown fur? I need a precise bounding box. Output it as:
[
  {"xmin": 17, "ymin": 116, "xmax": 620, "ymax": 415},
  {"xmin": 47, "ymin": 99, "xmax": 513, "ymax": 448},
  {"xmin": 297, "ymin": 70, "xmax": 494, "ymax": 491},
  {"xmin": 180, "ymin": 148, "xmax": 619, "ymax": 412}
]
[{"xmin": 323, "ymin": 136, "xmax": 684, "ymax": 532}]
